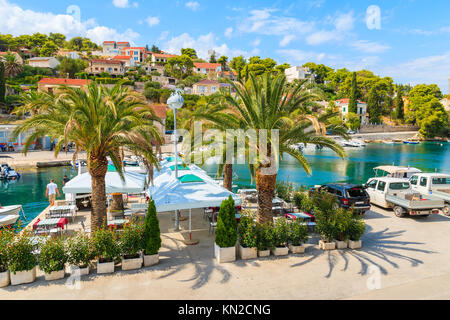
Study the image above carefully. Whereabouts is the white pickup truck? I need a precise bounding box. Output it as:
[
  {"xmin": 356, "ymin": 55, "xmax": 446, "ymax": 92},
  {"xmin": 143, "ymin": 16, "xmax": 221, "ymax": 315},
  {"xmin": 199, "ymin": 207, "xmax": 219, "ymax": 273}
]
[
  {"xmin": 364, "ymin": 177, "xmax": 445, "ymax": 218},
  {"xmin": 409, "ymin": 173, "xmax": 450, "ymax": 216}
]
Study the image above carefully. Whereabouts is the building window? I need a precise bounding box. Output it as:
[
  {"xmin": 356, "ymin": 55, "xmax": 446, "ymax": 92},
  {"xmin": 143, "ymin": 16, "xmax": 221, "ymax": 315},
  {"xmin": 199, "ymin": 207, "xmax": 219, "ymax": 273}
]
[
  {"xmin": 359, "ymin": 107, "xmax": 363, "ymax": 114},
  {"xmin": 211, "ymin": 86, "xmax": 217, "ymax": 93},
  {"xmin": 114, "ymin": 68, "xmax": 118, "ymax": 71},
  {"xmin": 343, "ymin": 107, "xmax": 346, "ymax": 113}
]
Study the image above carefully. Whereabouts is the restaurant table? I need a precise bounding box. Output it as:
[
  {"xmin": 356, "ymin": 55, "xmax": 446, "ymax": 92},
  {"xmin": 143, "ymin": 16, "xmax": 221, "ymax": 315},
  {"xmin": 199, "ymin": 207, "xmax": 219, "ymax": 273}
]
[
  {"xmin": 285, "ymin": 212, "xmax": 314, "ymax": 222},
  {"xmin": 47, "ymin": 205, "xmax": 77, "ymax": 221},
  {"xmin": 34, "ymin": 218, "xmax": 68, "ymax": 230}
]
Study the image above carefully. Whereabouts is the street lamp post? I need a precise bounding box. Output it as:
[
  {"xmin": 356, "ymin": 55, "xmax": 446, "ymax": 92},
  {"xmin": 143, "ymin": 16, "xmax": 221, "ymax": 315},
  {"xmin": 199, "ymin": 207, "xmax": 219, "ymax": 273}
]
[{"xmin": 167, "ymin": 89, "xmax": 184, "ymax": 231}]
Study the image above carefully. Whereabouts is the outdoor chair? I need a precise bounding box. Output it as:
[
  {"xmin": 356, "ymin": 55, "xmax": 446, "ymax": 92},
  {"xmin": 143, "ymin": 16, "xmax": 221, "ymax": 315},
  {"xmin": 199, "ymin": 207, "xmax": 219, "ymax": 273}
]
[{"xmin": 209, "ymin": 212, "xmax": 218, "ymax": 235}]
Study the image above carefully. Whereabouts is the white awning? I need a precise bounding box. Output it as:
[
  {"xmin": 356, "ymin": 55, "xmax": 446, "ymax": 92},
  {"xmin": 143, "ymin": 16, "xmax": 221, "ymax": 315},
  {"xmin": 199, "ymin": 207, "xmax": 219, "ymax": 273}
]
[{"xmin": 63, "ymin": 171, "xmax": 147, "ymax": 194}]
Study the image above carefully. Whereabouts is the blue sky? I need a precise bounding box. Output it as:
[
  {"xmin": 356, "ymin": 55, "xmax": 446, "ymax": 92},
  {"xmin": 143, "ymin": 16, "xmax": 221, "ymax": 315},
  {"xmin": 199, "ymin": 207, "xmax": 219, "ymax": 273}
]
[{"xmin": 1, "ymin": 0, "xmax": 450, "ymax": 92}]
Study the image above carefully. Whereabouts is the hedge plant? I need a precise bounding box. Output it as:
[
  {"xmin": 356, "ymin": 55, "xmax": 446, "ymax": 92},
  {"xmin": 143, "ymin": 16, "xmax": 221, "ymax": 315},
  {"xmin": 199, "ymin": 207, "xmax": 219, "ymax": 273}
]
[
  {"xmin": 215, "ymin": 196, "xmax": 237, "ymax": 248},
  {"xmin": 8, "ymin": 231, "xmax": 37, "ymax": 274},
  {"xmin": 142, "ymin": 199, "xmax": 161, "ymax": 256},
  {"xmin": 289, "ymin": 220, "xmax": 309, "ymax": 246},
  {"xmin": 273, "ymin": 218, "xmax": 289, "ymax": 248},
  {"xmin": 120, "ymin": 222, "xmax": 143, "ymax": 259},
  {"xmin": 66, "ymin": 232, "xmax": 94, "ymax": 268},
  {"xmin": 92, "ymin": 227, "xmax": 120, "ymax": 263},
  {"xmin": 0, "ymin": 227, "xmax": 14, "ymax": 273},
  {"xmin": 255, "ymin": 223, "xmax": 274, "ymax": 252},
  {"xmin": 348, "ymin": 215, "xmax": 366, "ymax": 241},
  {"xmin": 238, "ymin": 213, "xmax": 257, "ymax": 248},
  {"xmin": 39, "ymin": 237, "xmax": 68, "ymax": 274}
]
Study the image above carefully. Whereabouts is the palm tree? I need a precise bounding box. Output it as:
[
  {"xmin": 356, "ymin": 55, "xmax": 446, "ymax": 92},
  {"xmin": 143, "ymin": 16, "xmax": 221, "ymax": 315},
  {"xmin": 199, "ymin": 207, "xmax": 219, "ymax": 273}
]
[
  {"xmin": 207, "ymin": 74, "xmax": 346, "ymax": 224},
  {"xmin": 12, "ymin": 82, "xmax": 163, "ymax": 232},
  {"xmin": 3, "ymin": 53, "xmax": 22, "ymax": 78}
]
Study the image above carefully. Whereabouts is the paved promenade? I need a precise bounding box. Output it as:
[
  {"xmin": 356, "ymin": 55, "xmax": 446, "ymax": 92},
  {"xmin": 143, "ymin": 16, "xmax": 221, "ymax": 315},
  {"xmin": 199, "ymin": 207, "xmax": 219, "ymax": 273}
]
[
  {"xmin": 2, "ymin": 205, "xmax": 450, "ymax": 300},
  {"xmin": 0, "ymin": 150, "xmax": 87, "ymax": 169}
]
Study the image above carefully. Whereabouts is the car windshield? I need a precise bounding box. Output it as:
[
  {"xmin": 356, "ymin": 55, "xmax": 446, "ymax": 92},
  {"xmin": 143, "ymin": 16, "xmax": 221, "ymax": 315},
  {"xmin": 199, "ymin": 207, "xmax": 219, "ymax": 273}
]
[
  {"xmin": 347, "ymin": 187, "xmax": 366, "ymax": 197},
  {"xmin": 389, "ymin": 182, "xmax": 410, "ymax": 190},
  {"xmin": 432, "ymin": 178, "xmax": 450, "ymax": 185}
]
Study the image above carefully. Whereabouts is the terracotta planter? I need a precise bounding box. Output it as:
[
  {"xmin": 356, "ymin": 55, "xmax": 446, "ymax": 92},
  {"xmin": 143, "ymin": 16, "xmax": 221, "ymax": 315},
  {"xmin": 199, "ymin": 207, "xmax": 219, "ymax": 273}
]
[
  {"xmin": 348, "ymin": 240, "xmax": 362, "ymax": 249},
  {"xmin": 97, "ymin": 260, "xmax": 115, "ymax": 274},
  {"xmin": 44, "ymin": 269, "xmax": 65, "ymax": 281},
  {"xmin": 334, "ymin": 240, "xmax": 348, "ymax": 249},
  {"xmin": 271, "ymin": 246, "xmax": 289, "ymax": 256},
  {"xmin": 121, "ymin": 256, "xmax": 143, "ymax": 271},
  {"xmin": 238, "ymin": 245, "xmax": 257, "ymax": 260},
  {"xmin": 143, "ymin": 254, "xmax": 159, "ymax": 267},
  {"xmin": 258, "ymin": 250, "xmax": 270, "ymax": 257},
  {"xmin": 10, "ymin": 267, "xmax": 36, "ymax": 286},
  {"xmin": 68, "ymin": 265, "xmax": 90, "ymax": 276},
  {"xmin": 288, "ymin": 244, "xmax": 306, "ymax": 254},
  {"xmin": 214, "ymin": 243, "xmax": 236, "ymax": 263},
  {"xmin": 319, "ymin": 240, "xmax": 336, "ymax": 251},
  {"xmin": 0, "ymin": 270, "xmax": 10, "ymax": 288}
]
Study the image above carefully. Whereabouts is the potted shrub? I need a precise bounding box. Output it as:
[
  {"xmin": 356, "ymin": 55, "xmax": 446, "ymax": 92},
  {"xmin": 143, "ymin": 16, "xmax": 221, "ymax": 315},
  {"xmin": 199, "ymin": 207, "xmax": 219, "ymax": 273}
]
[
  {"xmin": 120, "ymin": 222, "xmax": 143, "ymax": 271},
  {"xmin": 348, "ymin": 216, "xmax": 366, "ymax": 249},
  {"xmin": 215, "ymin": 196, "xmax": 238, "ymax": 263},
  {"xmin": 288, "ymin": 220, "xmax": 309, "ymax": 254},
  {"xmin": 255, "ymin": 223, "xmax": 274, "ymax": 257},
  {"xmin": 92, "ymin": 227, "xmax": 120, "ymax": 274},
  {"xmin": 271, "ymin": 218, "xmax": 289, "ymax": 256},
  {"xmin": 238, "ymin": 213, "xmax": 257, "ymax": 260},
  {"xmin": 334, "ymin": 209, "xmax": 352, "ymax": 249},
  {"xmin": 312, "ymin": 191, "xmax": 338, "ymax": 251},
  {"xmin": 8, "ymin": 231, "xmax": 38, "ymax": 285},
  {"xmin": 66, "ymin": 232, "xmax": 94, "ymax": 276},
  {"xmin": 39, "ymin": 237, "xmax": 68, "ymax": 281},
  {"xmin": 0, "ymin": 227, "xmax": 14, "ymax": 288},
  {"xmin": 142, "ymin": 199, "xmax": 162, "ymax": 267}
]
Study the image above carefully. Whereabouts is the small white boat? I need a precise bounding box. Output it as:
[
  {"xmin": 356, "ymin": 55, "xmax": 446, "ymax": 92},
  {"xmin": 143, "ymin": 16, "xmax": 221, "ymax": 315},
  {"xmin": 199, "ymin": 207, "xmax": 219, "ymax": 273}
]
[
  {"xmin": 0, "ymin": 205, "xmax": 22, "ymax": 216},
  {"xmin": 0, "ymin": 215, "xmax": 19, "ymax": 227}
]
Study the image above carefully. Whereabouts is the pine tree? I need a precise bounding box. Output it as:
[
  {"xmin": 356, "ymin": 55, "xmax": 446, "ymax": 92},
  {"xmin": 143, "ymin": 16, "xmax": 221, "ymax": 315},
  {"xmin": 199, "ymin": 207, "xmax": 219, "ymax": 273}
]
[
  {"xmin": 142, "ymin": 198, "xmax": 161, "ymax": 255},
  {"xmin": 395, "ymin": 89, "xmax": 404, "ymax": 121},
  {"xmin": 349, "ymin": 72, "xmax": 358, "ymax": 114},
  {"xmin": 0, "ymin": 62, "xmax": 5, "ymax": 104},
  {"xmin": 215, "ymin": 196, "xmax": 237, "ymax": 248},
  {"xmin": 367, "ymin": 87, "xmax": 381, "ymax": 124}
]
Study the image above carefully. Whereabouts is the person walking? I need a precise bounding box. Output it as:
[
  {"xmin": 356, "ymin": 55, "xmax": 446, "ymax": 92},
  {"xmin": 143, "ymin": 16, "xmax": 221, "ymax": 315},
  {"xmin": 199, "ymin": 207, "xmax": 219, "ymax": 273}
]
[
  {"xmin": 62, "ymin": 175, "xmax": 70, "ymax": 186},
  {"xmin": 46, "ymin": 179, "xmax": 60, "ymax": 206}
]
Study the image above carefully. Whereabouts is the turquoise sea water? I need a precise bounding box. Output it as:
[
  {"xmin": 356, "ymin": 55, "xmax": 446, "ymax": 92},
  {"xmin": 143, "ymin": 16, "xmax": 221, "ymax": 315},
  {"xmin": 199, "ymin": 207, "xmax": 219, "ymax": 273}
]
[{"xmin": 0, "ymin": 142, "xmax": 448, "ymax": 229}]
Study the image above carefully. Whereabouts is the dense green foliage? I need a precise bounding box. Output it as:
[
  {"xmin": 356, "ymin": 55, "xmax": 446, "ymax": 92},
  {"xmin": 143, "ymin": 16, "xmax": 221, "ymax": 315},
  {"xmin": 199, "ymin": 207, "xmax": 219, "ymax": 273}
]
[
  {"xmin": 294, "ymin": 192, "xmax": 314, "ymax": 213},
  {"xmin": 215, "ymin": 196, "xmax": 238, "ymax": 248},
  {"xmin": 0, "ymin": 61, "xmax": 5, "ymax": 104},
  {"xmin": 7, "ymin": 232, "xmax": 38, "ymax": 273},
  {"xmin": 255, "ymin": 223, "xmax": 274, "ymax": 251},
  {"xmin": 39, "ymin": 237, "xmax": 68, "ymax": 274},
  {"xmin": 0, "ymin": 228, "xmax": 14, "ymax": 272},
  {"xmin": 57, "ymin": 57, "xmax": 87, "ymax": 78},
  {"xmin": 275, "ymin": 180, "xmax": 296, "ymax": 202},
  {"xmin": 239, "ymin": 213, "xmax": 257, "ymax": 248},
  {"xmin": 142, "ymin": 199, "xmax": 162, "ymax": 256},
  {"xmin": 349, "ymin": 72, "xmax": 358, "ymax": 114},
  {"xmin": 66, "ymin": 232, "xmax": 94, "ymax": 268},
  {"xmin": 288, "ymin": 220, "xmax": 309, "ymax": 246},
  {"xmin": 273, "ymin": 218, "xmax": 290, "ymax": 247},
  {"xmin": 92, "ymin": 228, "xmax": 120, "ymax": 262},
  {"xmin": 120, "ymin": 222, "xmax": 144, "ymax": 258}
]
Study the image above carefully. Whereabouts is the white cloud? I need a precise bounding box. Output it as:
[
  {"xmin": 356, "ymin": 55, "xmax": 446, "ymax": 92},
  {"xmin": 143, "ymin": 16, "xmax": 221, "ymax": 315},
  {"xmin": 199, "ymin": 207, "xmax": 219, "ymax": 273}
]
[
  {"xmin": 382, "ymin": 52, "xmax": 450, "ymax": 93},
  {"xmin": 351, "ymin": 40, "xmax": 390, "ymax": 54},
  {"xmin": 185, "ymin": 1, "xmax": 200, "ymax": 11},
  {"xmin": 277, "ymin": 49, "xmax": 327, "ymax": 65},
  {"xmin": 159, "ymin": 31, "xmax": 169, "ymax": 41},
  {"xmin": 113, "ymin": 0, "xmax": 138, "ymax": 8},
  {"xmin": 0, "ymin": 0, "xmax": 140, "ymax": 44},
  {"xmin": 224, "ymin": 27, "xmax": 233, "ymax": 38},
  {"xmin": 162, "ymin": 32, "xmax": 248, "ymax": 59},
  {"xmin": 306, "ymin": 11, "xmax": 354, "ymax": 45},
  {"xmin": 145, "ymin": 16, "xmax": 160, "ymax": 27},
  {"xmin": 279, "ymin": 35, "xmax": 295, "ymax": 47}
]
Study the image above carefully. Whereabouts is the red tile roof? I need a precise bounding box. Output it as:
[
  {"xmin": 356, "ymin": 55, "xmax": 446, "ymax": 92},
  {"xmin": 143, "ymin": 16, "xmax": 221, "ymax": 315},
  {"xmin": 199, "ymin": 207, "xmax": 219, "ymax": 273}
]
[
  {"xmin": 38, "ymin": 78, "xmax": 90, "ymax": 86},
  {"xmin": 113, "ymin": 55, "xmax": 132, "ymax": 60},
  {"xmin": 123, "ymin": 47, "xmax": 146, "ymax": 51},
  {"xmin": 194, "ymin": 79, "xmax": 220, "ymax": 85},
  {"xmin": 194, "ymin": 62, "xmax": 221, "ymax": 69},
  {"xmin": 90, "ymin": 59, "xmax": 123, "ymax": 65},
  {"xmin": 335, "ymin": 98, "xmax": 366, "ymax": 104},
  {"xmin": 152, "ymin": 53, "xmax": 178, "ymax": 59},
  {"xmin": 117, "ymin": 42, "xmax": 130, "ymax": 45},
  {"xmin": 103, "ymin": 41, "xmax": 115, "ymax": 44},
  {"xmin": 150, "ymin": 104, "xmax": 168, "ymax": 119}
]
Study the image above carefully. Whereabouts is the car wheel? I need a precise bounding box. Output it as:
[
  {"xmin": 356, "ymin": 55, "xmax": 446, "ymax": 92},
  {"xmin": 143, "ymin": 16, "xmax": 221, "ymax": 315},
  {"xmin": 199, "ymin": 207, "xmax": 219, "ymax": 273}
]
[
  {"xmin": 394, "ymin": 206, "xmax": 406, "ymax": 218},
  {"xmin": 443, "ymin": 205, "xmax": 450, "ymax": 216}
]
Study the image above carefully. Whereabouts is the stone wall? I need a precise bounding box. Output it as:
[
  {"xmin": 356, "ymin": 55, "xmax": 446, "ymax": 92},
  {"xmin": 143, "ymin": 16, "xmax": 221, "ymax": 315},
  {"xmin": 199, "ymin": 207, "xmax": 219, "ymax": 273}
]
[{"xmin": 359, "ymin": 124, "xmax": 419, "ymax": 133}]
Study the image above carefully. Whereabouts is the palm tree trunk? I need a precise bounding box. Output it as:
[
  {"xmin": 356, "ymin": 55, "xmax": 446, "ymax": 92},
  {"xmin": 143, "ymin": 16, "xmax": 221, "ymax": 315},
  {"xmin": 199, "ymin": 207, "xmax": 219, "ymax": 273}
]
[
  {"xmin": 223, "ymin": 164, "xmax": 233, "ymax": 191},
  {"xmin": 255, "ymin": 170, "xmax": 277, "ymax": 225},
  {"xmin": 89, "ymin": 155, "xmax": 108, "ymax": 232}
]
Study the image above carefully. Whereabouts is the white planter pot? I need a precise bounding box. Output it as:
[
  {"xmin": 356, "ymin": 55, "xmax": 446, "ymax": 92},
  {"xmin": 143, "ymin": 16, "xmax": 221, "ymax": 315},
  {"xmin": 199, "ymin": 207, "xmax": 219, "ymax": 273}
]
[
  {"xmin": 288, "ymin": 244, "xmax": 306, "ymax": 254},
  {"xmin": 238, "ymin": 245, "xmax": 257, "ymax": 260},
  {"xmin": 258, "ymin": 250, "xmax": 270, "ymax": 257},
  {"xmin": 0, "ymin": 270, "xmax": 10, "ymax": 288},
  {"xmin": 97, "ymin": 260, "xmax": 115, "ymax": 274},
  {"xmin": 348, "ymin": 240, "xmax": 362, "ymax": 249},
  {"xmin": 334, "ymin": 240, "xmax": 348, "ymax": 249},
  {"xmin": 143, "ymin": 254, "xmax": 159, "ymax": 267},
  {"xmin": 319, "ymin": 240, "xmax": 336, "ymax": 251},
  {"xmin": 271, "ymin": 246, "xmax": 289, "ymax": 256},
  {"xmin": 69, "ymin": 265, "xmax": 90, "ymax": 276},
  {"xmin": 214, "ymin": 243, "xmax": 236, "ymax": 263},
  {"xmin": 121, "ymin": 256, "xmax": 143, "ymax": 271},
  {"xmin": 10, "ymin": 267, "xmax": 36, "ymax": 286},
  {"xmin": 44, "ymin": 269, "xmax": 65, "ymax": 281}
]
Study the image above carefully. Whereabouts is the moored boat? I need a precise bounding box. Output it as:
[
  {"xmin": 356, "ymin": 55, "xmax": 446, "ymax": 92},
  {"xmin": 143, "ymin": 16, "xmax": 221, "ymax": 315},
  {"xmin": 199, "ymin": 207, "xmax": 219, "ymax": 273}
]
[{"xmin": 0, "ymin": 205, "xmax": 23, "ymax": 227}]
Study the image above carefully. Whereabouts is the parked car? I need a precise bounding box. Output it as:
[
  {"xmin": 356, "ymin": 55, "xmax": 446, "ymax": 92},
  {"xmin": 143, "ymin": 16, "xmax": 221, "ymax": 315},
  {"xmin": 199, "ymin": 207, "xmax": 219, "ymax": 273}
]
[
  {"xmin": 408, "ymin": 173, "xmax": 450, "ymax": 216},
  {"xmin": 309, "ymin": 183, "xmax": 371, "ymax": 214}
]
